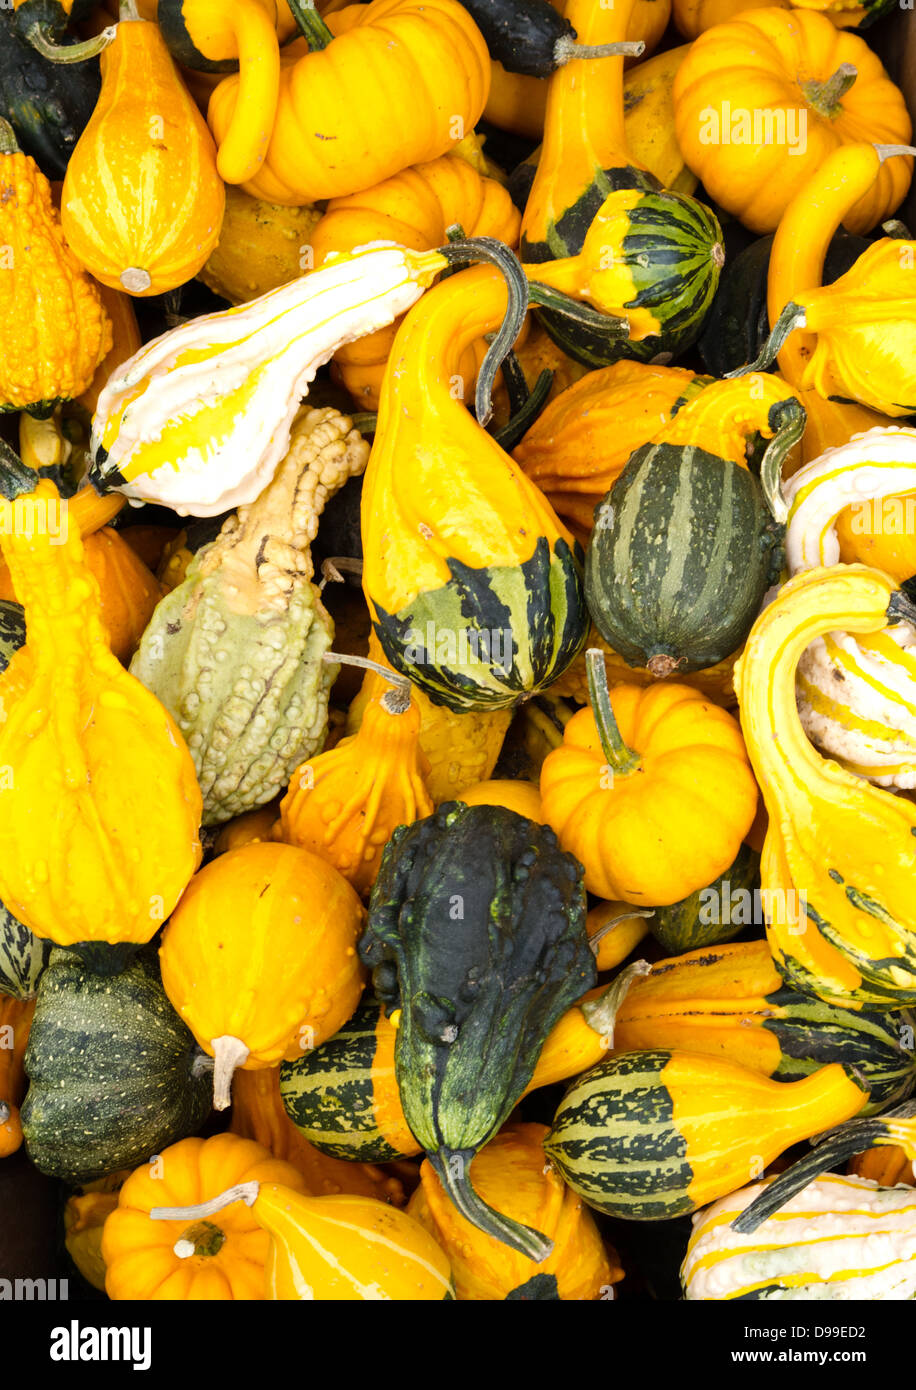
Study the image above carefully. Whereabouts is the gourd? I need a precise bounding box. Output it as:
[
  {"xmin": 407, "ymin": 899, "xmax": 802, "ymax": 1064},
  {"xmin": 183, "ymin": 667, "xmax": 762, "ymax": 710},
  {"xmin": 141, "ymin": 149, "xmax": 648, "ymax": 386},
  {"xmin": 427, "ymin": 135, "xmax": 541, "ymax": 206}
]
[
  {"xmin": 648, "ymin": 844, "xmax": 761, "ymax": 953},
  {"xmin": 102, "ymin": 1133, "xmax": 309, "ymax": 1299},
  {"xmin": 12, "ymin": 0, "xmax": 99, "ymax": 51},
  {"xmin": 778, "ymin": 428, "xmax": 916, "ymax": 788},
  {"xmin": 310, "ymin": 152, "xmax": 521, "ymax": 410},
  {"xmin": 452, "ymin": 0, "xmax": 664, "ymax": 78},
  {"xmin": 279, "ymin": 673, "xmax": 434, "ymax": 897},
  {"xmin": 206, "ymin": 0, "xmax": 490, "ymax": 205},
  {"xmin": 346, "ymin": 634, "xmax": 512, "ymax": 803},
  {"xmin": 0, "ymin": 8, "xmax": 100, "ymax": 180},
  {"xmin": 361, "ymin": 248, "xmax": 587, "ymax": 712},
  {"xmin": 75, "ymin": 283, "xmax": 142, "ymax": 418},
  {"xmin": 148, "ymin": 1178, "xmax": 454, "ymax": 1300},
  {"xmin": 159, "ymin": 842, "xmax": 366, "ymax": 1110},
  {"xmin": 683, "ymin": 1173, "xmax": 916, "ymax": 1300},
  {"xmin": 0, "ymin": 996, "xmax": 35, "ymax": 1157},
  {"xmin": 519, "ymin": 0, "xmax": 723, "ymax": 369},
  {"xmin": 734, "ymin": 565, "xmax": 916, "ymax": 1010},
  {"xmin": 359, "ymin": 801, "xmax": 597, "ymax": 1260},
  {"xmin": 747, "ymin": 143, "xmax": 916, "ymax": 418},
  {"xmin": 584, "ymin": 375, "xmax": 802, "ymax": 675},
  {"xmin": 849, "ymin": 1144, "xmax": 915, "ymax": 1187},
  {"xmin": 586, "ymin": 902, "xmax": 652, "ymax": 972},
  {"xmin": 672, "ymin": 9, "xmax": 912, "ymax": 235},
  {"xmin": 59, "ymin": 1, "xmax": 225, "ymax": 297},
  {"xmin": 614, "ymin": 941, "xmax": 916, "ymax": 1114},
  {"xmin": 89, "ymin": 240, "xmax": 454, "ymax": 516},
  {"xmin": 229, "ymin": 1066, "xmax": 406, "ymax": 1205},
  {"xmin": 513, "ymin": 361, "xmax": 706, "ymax": 542},
  {"xmin": 0, "ymin": 477, "xmax": 202, "ymax": 957},
  {"xmin": 64, "ymin": 1179, "xmax": 125, "ymax": 1291},
  {"xmin": 21, "ymin": 949, "xmax": 212, "ymax": 1184},
  {"xmin": 131, "ymin": 407, "xmax": 368, "ymax": 824},
  {"xmin": 408, "ymin": 1123, "xmax": 620, "ymax": 1300},
  {"xmin": 550, "ymin": 628, "xmax": 739, "ymax": 708},
  {"xmin": 459, "ymin": 779, "xmax": 543, "ymax": 822},
  {"xmin": 197, "ymin": 186, "xmax": 322, "ymax": 304},
  {"xmin": 540, "ymin": 650, "xmax": 758, "ymax": 906},
  {"xmin": 0, "ymin": 120, "xmax": 111, "ymax": 416},
  {"xmin": 673, "ymin": 0, "xmax": 791, "ymax": 38},
  {"xmin": 543, "ymin": 1050, "xmax": 868, "ymax": 1220}
]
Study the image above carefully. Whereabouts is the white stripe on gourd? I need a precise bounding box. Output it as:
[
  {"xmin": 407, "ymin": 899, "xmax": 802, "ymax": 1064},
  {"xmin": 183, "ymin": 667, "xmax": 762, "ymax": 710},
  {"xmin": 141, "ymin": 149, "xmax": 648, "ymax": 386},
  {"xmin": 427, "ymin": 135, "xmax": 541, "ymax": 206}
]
[{"xmin": 780, "ymin": 427, "xmax": 916, "ymax": 788}]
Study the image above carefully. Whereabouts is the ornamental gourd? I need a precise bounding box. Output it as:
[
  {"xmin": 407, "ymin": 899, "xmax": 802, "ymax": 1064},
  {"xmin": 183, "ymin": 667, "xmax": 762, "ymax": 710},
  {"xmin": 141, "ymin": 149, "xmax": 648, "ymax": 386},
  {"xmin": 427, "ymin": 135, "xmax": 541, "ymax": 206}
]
[
  {"xmin": 408, "ymin": 1123, "xmax": 620, "ymax": 1301},
  {"xmin": 59, "ymin": 0, "xmax": 225, "ymax": 297},
  {"xmin": 103, "ymin": 1133, "xmax": 309, "ymax": 1299},
  {"xmin": 0, "ymin": 996, "xmax": 34, "ymax": 1157},
  {"xmin": 540, "ymin": 650, "xmax": 757, "ymax": 907},
  {"xmin": 361, "ymin": 247, "xmax": 587, "ymax": 712},
  {"xmin": 734, "ymin": 565, "xmax": 916, "ymax": 1010},
  {"xmin": 544, "ymin": 1050, "xmax": 868, "ymax": 1221},
  {"xmin": 196, "ymin": 185, "xmax": 322, "ymax": 304},
  {"xmin": 159, "ymin": 843, "xmax": 366, "ymax": 1111},
  {"xmin": 0, "ymin": 119, "xmax": 111, "ymax": 416},
  {"xmin": 89, "ymin": 241, "xmax": 453, "ymax": 516},
  {"xmin": 647, "ymin": 843, "xmax": 761, "ymax": 953},
  {"xmin": 206, "ymin": 0, "xmax": 490, "ymax": 204},
  {"xmin": 672, "ymin": 9, "xmax": 912, "ymax": 235},
  {"xmin": 0, "ymin": 476, "xmax": 202, "ymax": 958},
  {"xmin": 147, "ymin": 1176, "xmax": 454, "ymax": 1300},
  {"xmin": 359, "ymin": 801, "xmax": 597, "ymax": 1260},
  {"xmin": 0, "ymin": 7, "xmax": 101, "ymax": 180},
  {"xmin": 584, "ymin": 375, "xmax": 802, "ymax": 676},
  {"xmin": 131, "ymin": 407, "xmax": 368, "ymax": 824}
]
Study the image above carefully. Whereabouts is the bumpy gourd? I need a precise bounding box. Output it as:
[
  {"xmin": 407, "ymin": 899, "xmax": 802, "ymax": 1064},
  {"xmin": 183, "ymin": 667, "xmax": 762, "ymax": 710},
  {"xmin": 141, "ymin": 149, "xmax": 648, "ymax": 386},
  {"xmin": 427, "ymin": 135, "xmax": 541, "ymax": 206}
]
[
  {"xmin": 159, "ymin": 841, "xmax": 366, "ymax": 1110},
  {"xmin": 0, "ymin": 119, "xmax": 111, "ymax": 415},
  {"xmin": 197, "ymin": 185, "xmax": 323, "ymax": 304},
  {"xmin": 89, "ymin": 241, "xmax": 449, "ymax": 516},
  {"xmin": 734, "ymin": 565, "xmax": 916, "ymax": 1010},
  {"xmin": 131, "ymin": 407, "xmax": 367, "ymax": 824},
  {"xmin": 540, "ymin": 651, "xmax": 758, "ymax": 906},
  {"xmin": 0, "ymin": 478, "xmax": 202, "ymax": 952}
]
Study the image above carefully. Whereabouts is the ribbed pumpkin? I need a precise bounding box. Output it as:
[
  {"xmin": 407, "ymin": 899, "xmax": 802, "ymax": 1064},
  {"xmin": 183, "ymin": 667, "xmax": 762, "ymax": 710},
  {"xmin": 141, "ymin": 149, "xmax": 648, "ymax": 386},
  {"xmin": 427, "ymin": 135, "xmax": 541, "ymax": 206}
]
[
  {"xmin": 0, "ymin": 119, "xmax": 111, "ymax": 415},
  {"xmin": 159, "ymin": 842, "xmax": 366, "ymax": 1109},
  {"xmin": 540, "ymin": 651, "xmax": 758, "ymax": 906},
  {"xmin": 408, "ymin": 1123, "xmax": 620, "ymax": 1300},
  {"xmin": 197, "ymin": 185, "xmax": 322, "ymax": 304},
  {"xmin": 60, "ymin": 3, "xmax": 225, "ymax": 296},
  {"xmin": 207, "ymin": 0, "xmax": 490, "ymax": 204}
]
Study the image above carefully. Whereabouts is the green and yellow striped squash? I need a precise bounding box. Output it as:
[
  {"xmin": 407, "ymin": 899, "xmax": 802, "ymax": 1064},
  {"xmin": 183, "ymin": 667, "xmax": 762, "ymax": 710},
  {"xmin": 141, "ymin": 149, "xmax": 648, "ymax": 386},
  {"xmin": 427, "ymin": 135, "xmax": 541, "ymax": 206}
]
[
  {"xmin": 648, "ymin": 843, "xmax": 761, "ymax": 954},
  {"xmin": 735, "ymin": 565, "xmax": 916, "ymax": 1011},
  {"xmin": 543, "ymin": 1049, "xmax": 868, "ymax": 1221},
  {"xmin": 683, "ymin": 1173, "xmax": 916, "ymax": 1301},
  {"xmin": 615, "ymin": 942, "xmax": 916, "ymax": 1114},
  {"xmin": 778, "ymin": 427, "xmax": 916, "ymax": 789}
]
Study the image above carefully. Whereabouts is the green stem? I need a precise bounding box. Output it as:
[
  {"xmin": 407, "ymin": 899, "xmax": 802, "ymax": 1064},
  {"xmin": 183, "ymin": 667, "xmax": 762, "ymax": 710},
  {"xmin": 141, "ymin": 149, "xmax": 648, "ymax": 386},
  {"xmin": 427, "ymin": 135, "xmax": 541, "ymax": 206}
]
[
  {"xmin": 802, "ymin": 63, "xmax": 857, "ymax": 119},
  {"xmin": 429, "ymin": 1149, "xmax": 554, "ymax": 1263},
  {"xmin": 527, "ymin": 280, "xmax": 630, "ymax": 341},
  {"xmin": 438, "ymin": 237, "xmax": 530, "ymax": 429},
  {"xmin": 554, "ymin": 37, "xmax": 645, "ymax": 64},
  {"xmin": 26, "ymin": 21, "xmax": 118, "ymax": 62},
  {"xmin": 759, "ymin": 397, "xmax": 807, "ymax": 526},
  {"xmin": 286, "ymin": 0, "xmax": 334, "ymax": 49},
  {"xmin": 0, "ymin": 119, "xmax": 19, "ymax": 156},
  {"xmin": 723, "ymin": 301, "xmax": 807, "ymax": 379},
  {"xmin": 349, "ymin": 412, "xmax": 378, "ymax": 435},
  {"xmin": 580, "ymin": 958, "xmax": 651, "ymax": 1040},
  {"xmin": 119, "ymin": 0, "xmax": 140, "ymax": 18},
  {"xmin": 174, "ymin": 1221, "xmax": 227, "ymax": 1259},
  {"xmin": 494, "ymin": 369, "xmax": 554, "ymax": 452},
  {"xmin": 887, "ymin": 591, "xmax": 916, "ymax": 628},
  {"xmin": 585, "ymin": 649, "xmax": 641, "ymax": 776}
]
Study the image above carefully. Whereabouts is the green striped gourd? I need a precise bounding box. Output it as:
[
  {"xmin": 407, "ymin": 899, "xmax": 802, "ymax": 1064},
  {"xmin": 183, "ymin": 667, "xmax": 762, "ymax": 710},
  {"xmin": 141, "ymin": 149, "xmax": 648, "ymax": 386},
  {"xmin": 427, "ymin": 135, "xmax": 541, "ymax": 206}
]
[
  {"xmin": 648, "ymin": 844, "xmax": 760, "ymax": 954},
  {"xmin": 542, "ymin": 1049, "xmax": 868, "ymax": 1221},
  {"xmin": 683, "ymin": 1174, "xmax": 916, "ymax": 1300},
  {"xmin": 777, "ymin": 428, "xmax": 916, "ymax": 788}
]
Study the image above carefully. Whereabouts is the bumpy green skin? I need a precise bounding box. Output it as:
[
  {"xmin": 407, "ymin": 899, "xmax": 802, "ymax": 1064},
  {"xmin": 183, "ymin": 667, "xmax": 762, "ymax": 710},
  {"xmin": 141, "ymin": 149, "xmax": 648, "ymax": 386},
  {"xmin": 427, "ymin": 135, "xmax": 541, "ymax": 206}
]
[
  {"xmin": 130, "ymin": 559, "xmax": 335, "ymax": 825},
  {"xmin": 372, "ymin": 536, "xmax": 587, "ymax": 712},
  {"xmin": 359, "ymin": 802, "xmax": 595, "ymax": 1179},
  {"xmin": 21, "ymin": 949, "xmax": 211, "ymax": 1184},
  {"xmin": 650, "ymin": 845, "xmax": 761, "ymax": 954},
  {"xmin": 585, "ymin": 440, "xmax": 782, "ymax": 672},
  {"xmin": 279, "ymin": 999, "xmax": 407, "ymax": 1163},
  {"xmin": 544, "ymin": 1050, "xmax": 694, "ymax": 1220},
  {"xmin": 0, "ymin": 9, "xmax": 100, "ymax": 181}
]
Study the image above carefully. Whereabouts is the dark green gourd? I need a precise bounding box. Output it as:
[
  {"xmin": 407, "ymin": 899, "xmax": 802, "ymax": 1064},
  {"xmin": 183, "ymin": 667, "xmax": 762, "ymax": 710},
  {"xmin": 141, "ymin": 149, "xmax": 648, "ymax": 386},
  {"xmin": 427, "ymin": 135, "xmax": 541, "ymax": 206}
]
[
  {"xmin": 21, "ymin": 948, "xmax": 211, "ymax": 1183},
  {"xmin": 0, "ymin": 9, "xmax": 101, "ymax": 181},
  {"xmin": 649, "ymin": 844, "xmax": 762, "ymax": 955},
  {"xmin": 358, "ymin": 801, "xmax": 596, "ymax": 1262}
]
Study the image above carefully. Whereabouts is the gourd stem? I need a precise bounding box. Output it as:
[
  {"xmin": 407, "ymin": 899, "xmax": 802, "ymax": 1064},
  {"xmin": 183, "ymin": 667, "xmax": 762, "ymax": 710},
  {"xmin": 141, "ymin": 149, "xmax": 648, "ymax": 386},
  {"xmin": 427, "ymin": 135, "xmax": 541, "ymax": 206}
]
[
  {"xmin": 759, "ymin": 397, "xmax": 808, "ymax": 525},
  {"xmin": 0, "ymin": 440, "xmax": 39, "ymax": 501},
  {"xmin": 210, "ymin": 1035, "xmax": 250, "ymax": 1111},
  {"xmin": 380, "ymin": 685, "xmax": 412, "ymax": 716},
  {"xmin": 26, "ymin": 22, "xmax": 118, "ymax": 62},
  {"xmin": 585, "ymin": 649, "xmax": 641, "ymax": 776},
  {"xmin": 888, "ymin": 591, "xmax": 916, "ymax": 628},
  {"xmin": 0, "ymin": 119, "xmax": 20, "ymax": 156},
  {"xmin": 429, "ymin": 1150, "xmax": 555, "ymax": 1263},
  {"xmin": 882, "ymin": 218, "xmax": 912, "ymax": 239},
  {"xmin": 190, "ymin": 1049, "xmax": 214, "ymax": 1078},
  {"xmin": 724, "ymin": 301, "xmax": 807, "ymax": 378},
  {"xmin": 803, "ymin": 63, "xmax": 857, "ymax": 118},
  {"xmin": 580, "ymin": 958, "xmax": 651, "ymax": 1041},
  {"xmin": 150, "ymin": 1181, "xmax": 261, "ymax": 1223},
  {"xmin": 526, "ymin": 280, "xmax": 630, "ymax": 340},
  {"xmin": 437, "ymin": 237, "xmax": 530, "ymax": 428},
  {"xmin": 119, "ymin": 0, "xmax": 140, "ymax": 18},
  {"xmin": 553, "ymin": 37, "xmax": 645, "ymax": 63},
  {"xmin": 874, "ymin": 145, "xmax": 916, "ymax": 164},
  {"xmin": 0, "ymin": 1102, "xmax": 9, "ymax": 1125},
  {"xmin": 587, "ymin": 911, "xmax": 654, "ymax": 956},
  {"xmin": 319, "ymin": 556, "xmax": 363, "ymax": 588},
  {"xmin": 322, "ymin": 649, "xmax": 412, "ymax": 694},
  {"xmin": 497, "ymin": 348, "xmax": 531, "ymax": 420},
  {"xmin": 286, "ymin": 0, "xmax": 334, "ymax": 49},
  {"xmin": 731, "ymin": 1098, "xmax": 916, "ymax": 1235},
  {"xmin": 493, "ymin": 369, "xmax": 554, "ymax": 451},
  {"xmin": 349, "ymin": 413, "xmax": 378, "ymax": 435}
]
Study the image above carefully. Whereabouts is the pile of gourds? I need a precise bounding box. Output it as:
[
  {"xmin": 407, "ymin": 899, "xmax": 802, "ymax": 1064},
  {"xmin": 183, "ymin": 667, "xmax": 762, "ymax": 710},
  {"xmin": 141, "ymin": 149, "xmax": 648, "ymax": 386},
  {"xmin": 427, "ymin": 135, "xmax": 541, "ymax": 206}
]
[{"xmin": 3, "ymin": 0, "xmax": 916, "ymax": 1304}]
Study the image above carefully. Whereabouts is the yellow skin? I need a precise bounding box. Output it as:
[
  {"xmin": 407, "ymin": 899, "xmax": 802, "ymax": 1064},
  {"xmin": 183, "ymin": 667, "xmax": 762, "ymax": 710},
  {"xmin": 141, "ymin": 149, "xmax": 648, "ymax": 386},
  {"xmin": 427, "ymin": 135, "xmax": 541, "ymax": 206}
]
[{"xmin": 0, "ymin": 482, "xmax": 202, "ymax": 948}]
